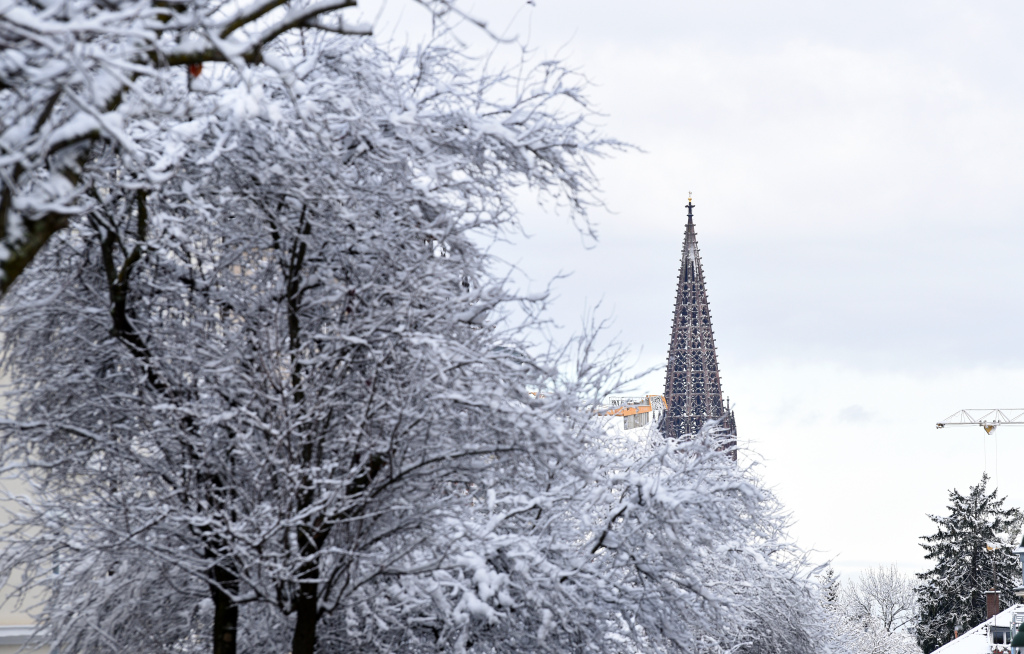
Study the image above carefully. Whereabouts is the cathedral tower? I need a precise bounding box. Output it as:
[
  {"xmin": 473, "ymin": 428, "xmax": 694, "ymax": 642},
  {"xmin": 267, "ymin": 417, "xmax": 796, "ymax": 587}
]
[{"xmin": 663, "ymin": 197, "xmax": 736, "ymax": 447}]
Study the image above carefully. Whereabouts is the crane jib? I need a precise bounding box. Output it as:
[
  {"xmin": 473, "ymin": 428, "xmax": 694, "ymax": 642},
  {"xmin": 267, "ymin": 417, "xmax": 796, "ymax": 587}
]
[{"xmin": 935, "ymin": 409, "xmax": 1024, "ymax": 432}]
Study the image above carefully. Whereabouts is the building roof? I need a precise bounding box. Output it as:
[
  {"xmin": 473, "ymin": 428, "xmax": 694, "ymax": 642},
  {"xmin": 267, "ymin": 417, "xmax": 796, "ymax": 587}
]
[{"xmin": 931, "ymin": 604, "xmax": 1024, "ymax": 654}]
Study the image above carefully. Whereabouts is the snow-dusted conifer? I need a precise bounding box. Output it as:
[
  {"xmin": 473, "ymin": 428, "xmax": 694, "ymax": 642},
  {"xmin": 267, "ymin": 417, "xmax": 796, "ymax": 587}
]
[
  {"xmin": 821, "ymin": 566, "xmax": 842, "ymax": 608},
  {"xmin": 916, "ymin": 474, "xmax": 1022, "ymax": 653}
]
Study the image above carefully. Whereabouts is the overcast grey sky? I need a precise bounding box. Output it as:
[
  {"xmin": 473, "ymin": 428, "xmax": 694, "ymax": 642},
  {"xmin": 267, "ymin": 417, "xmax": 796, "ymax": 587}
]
[{"xmin": 360, "ymin": 0, "xmax": 1024, "ymax": 581}]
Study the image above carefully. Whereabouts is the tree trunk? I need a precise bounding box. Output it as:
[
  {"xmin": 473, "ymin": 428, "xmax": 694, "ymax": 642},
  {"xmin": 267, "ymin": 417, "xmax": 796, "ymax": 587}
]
[
  {"xmin": 210, "ymin": 565, "xmax": 239, "ymax": 654},
  {"xmin": 290, "ymin": 580, "xmax": 318, "ymax": 654}
]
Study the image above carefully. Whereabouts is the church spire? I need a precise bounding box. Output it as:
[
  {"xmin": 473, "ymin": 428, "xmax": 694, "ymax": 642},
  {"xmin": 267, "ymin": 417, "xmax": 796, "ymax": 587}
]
[{"xmin": 663, "ymin": 196, "xmax": 736, "ymax": 449}]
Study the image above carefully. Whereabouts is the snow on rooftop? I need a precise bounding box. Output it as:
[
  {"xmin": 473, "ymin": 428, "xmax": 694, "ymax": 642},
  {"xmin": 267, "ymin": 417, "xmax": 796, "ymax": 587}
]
[{"xmin": 932, "ymin": 604, "xmax": 1024, "ymax": 654}]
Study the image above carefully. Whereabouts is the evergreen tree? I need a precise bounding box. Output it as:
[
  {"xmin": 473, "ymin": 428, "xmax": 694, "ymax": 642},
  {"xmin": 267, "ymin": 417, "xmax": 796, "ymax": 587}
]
[
  {"xmin": 820, "ymin": 565, "xmax": 842, "ymax": 608},
  {"xmin": 916, "ymin": 474, "xmax": 1022, "ymax": 653}
]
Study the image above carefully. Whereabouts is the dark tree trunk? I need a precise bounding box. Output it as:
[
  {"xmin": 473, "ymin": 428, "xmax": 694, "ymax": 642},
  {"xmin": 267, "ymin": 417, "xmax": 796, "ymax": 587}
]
[
  {"xmin": 210, "ymin": 565, "xmax": 239, "ymax": 654},
  {"xmin": 290, "ymin": 578, "xmax": 319, "ymax": 654},
  {"xmin": 290, "ymin": 522, "xmax": 331, "ymax": 654}
]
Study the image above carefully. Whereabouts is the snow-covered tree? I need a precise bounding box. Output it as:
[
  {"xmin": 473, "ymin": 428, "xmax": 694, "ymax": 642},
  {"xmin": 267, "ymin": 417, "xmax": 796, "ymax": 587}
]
[
  {"xmin": 818, "ymin": 566, "xmax": 921, "ymax": 654},
  {"xmin": 0, "ymin": 34, "xmax": 826, "ymax": 654},
  {"xmin": 323, "ymin": 426, "xmax": 828, "ymax": 654},
  {"xmin": 828, "ymin": 611, "xmax": 922, "ymax": 654},
  {"xmin": 847, "ymin": 565, "xmax": 917, "ymax": 636},
  {"xmin": 0, "ymin": 0, "xmax": 489, "ymax": 294},
  {"xmin": 0, "ymin": 35, "xmax": 611, "ymax": 654},
  {"xmin": 916, "ymin": 474, "xmax": 1023, "ymax": 653},
  {"xmin": 821, "ymin": 566, "xmax": 842, "ymax": 607}
]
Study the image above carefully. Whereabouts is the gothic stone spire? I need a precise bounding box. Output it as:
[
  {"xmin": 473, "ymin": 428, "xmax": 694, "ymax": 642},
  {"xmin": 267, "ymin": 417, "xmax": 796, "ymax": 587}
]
[{"xmin": 663, "ymin": 198, "xmax": 737, "ymax": 447}]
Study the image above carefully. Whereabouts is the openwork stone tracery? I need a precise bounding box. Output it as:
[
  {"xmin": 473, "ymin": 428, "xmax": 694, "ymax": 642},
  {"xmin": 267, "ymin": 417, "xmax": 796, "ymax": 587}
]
[{"xmin": 663, "ymin": 199, "xmax": 737, "ymax": 451}]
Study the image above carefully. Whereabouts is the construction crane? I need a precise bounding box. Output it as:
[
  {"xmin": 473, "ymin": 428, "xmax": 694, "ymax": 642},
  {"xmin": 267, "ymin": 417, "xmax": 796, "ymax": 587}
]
[
  {"xmin": 936, "ymin": 409, "xmax": 1024, "ymax": 434},
  {"xmin": 936, "ymin": 409, "xmax": 1024, "ymax": 490},
  {"xmin": 597, "ymin": 395, "xmax": 667, "ymax": 430}
]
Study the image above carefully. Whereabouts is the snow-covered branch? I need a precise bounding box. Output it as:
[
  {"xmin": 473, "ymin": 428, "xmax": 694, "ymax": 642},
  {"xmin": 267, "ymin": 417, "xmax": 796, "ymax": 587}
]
[{"xmin": 0, "ymin": 0, "xmax": 480, "ymax": 293}]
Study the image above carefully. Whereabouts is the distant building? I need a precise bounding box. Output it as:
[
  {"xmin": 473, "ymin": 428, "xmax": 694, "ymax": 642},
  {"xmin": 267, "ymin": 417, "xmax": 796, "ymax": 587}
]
[
  {"xmin": 0, "ymin": 474, "xmax": 48, "ymax": 653},
  {"xmin": 598, "ymin": 395, "xmax": 666, "ymax": 431},
  {"xmin": 0, "ymin": 626, "xmax": 40, "ymax": 654},
  {"xmin": 663, "ymin": 197, "xmax": 737, "ymax": 448}
]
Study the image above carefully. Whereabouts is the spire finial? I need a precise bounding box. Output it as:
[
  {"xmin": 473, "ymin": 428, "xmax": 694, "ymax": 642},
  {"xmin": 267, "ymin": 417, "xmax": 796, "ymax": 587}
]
[{"xmin": 686, "ymin": 192, "xmax": 694, "ymax": 224}]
